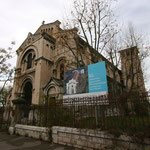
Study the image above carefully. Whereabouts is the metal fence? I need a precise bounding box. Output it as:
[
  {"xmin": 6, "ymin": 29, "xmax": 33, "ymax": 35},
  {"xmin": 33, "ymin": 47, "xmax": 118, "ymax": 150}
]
[
  {"xmin": 0, "ymin": 106, "xmax": 12, "ymax": 130},
  {"xmin": 18, "ymin": 92, "xmax": 150, "ymax": 136}
]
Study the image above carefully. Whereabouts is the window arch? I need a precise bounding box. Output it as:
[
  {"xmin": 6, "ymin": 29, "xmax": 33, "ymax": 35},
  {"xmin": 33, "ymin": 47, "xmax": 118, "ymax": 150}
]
[{"xmin": 27, "ymin": 53, "xmax": 32, "ymax": 69}]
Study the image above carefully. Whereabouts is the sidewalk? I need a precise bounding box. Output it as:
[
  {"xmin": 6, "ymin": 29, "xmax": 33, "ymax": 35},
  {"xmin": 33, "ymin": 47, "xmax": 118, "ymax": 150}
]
[{"xmin": 0, "ymin": 132, "xmax": 80, "ymax": 150}]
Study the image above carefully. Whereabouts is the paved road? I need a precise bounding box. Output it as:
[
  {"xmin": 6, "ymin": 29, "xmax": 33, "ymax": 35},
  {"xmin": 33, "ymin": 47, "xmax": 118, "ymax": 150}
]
[{"xmin": 0, "ymin": 132, "xmax": 79, "ymax": 150}]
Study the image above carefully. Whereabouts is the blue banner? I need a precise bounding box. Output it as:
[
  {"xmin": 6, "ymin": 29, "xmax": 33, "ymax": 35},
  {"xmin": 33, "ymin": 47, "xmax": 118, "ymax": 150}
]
[
  {"xmin": 63, "ymin": 61, "xmax": 108, "ymax": 98},
  {"xmin": 88, "ymin": 61, "xmax": 108, "ymax": 93}
]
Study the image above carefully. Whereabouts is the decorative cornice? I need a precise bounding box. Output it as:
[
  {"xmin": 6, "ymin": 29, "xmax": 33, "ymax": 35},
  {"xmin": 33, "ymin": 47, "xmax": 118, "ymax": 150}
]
[{"xmin": 41, "ymin": 32, "xmax": 56, "ymax": 44}]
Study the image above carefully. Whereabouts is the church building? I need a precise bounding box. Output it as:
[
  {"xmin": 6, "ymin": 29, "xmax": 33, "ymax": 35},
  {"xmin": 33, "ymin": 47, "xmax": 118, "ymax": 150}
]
[{"xmin": 9, "ymin": 20, "xmax": 145, "ymax": 106}]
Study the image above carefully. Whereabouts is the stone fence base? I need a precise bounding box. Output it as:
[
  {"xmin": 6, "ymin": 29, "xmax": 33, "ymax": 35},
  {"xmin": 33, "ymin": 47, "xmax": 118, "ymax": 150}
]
[
  {"xmin": 52, "ymin": 126, "xmax": 150, "ymax": 150},
  {"xmin": 8, "ymin": 125, "xmax": 150, "ymax": 150},
  {"xmin": 10, "ymin": 124, "xmax": 50, "ymax": 141}
]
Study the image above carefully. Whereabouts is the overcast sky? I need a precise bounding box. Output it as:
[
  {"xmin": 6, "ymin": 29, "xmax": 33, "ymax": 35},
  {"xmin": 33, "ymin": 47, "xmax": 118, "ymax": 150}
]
[{"xmin": 0, "ymin": 0, "xmax": 150, "ymax": 89}]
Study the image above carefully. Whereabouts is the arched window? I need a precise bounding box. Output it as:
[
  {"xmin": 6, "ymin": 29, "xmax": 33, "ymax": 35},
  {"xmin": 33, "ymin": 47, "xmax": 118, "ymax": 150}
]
[
  {"xmin": 27, "ymin": 53, "xmax": 32, "ymax": 69},
  {"xmin": 60, "ymin": 64, "xmax": 64, "ymax": 80}
]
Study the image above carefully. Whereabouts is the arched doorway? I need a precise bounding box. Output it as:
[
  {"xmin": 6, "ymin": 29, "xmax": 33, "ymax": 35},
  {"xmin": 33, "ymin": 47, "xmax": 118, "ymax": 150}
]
[
  {"xmin": 47, "ymin": 86, "xmax": 56, "ymax": 103},
  {"xmin": 23, "ymin": 81, "xmax": 32, "ymax": 105}
]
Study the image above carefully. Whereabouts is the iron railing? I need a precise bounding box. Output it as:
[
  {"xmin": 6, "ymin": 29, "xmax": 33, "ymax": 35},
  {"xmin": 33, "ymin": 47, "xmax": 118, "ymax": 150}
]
[
  {"xmin": 17, "ymin": 92, "xmax": 150, "ymax": 136},
  {"xmin": 0, "ymin": 106, "xmax": 12, "ymax": 130}
]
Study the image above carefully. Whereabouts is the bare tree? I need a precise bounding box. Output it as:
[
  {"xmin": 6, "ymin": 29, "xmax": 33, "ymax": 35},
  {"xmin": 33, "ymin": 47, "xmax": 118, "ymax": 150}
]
[
  {"xmin": 105, "ymin": 34, "xmax": 122, "ymax": 94},
  {"xmin": 57, "ymin": 29, "xmax": 86, "ymax": 68},
  {"xmin": 63, "ymin": 0, "xmax": 118, "ymax": 66},
  {"xmin": 62, "ymin": 1, "xmax": 148, "ymax": 93},
  {"xmin": 104, "ymin": 23, "xmax": 149, "ymax": 93},
  {"xmin": 119, "ymin": 24, "xmax": 149, "ymax": 92}
]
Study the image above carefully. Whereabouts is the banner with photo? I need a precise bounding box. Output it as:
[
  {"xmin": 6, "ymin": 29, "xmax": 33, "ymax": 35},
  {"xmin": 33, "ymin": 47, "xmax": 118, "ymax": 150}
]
[{"xmin": 63, "ymin": 61, "xmax": 108, "ymax": 99}]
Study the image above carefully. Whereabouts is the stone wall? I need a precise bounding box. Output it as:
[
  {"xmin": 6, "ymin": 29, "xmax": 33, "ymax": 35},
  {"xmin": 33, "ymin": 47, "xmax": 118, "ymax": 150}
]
[
  {"xmin": 14, "ymin": 124, "xmax": 50, "ymax": 141},
  {"xmin": 52, "ymin": 126, "xmax": 150, "ymax": 150},
  {"xmin": 9, "ymin": 125, "xmax": 150, "ymax": 149}
]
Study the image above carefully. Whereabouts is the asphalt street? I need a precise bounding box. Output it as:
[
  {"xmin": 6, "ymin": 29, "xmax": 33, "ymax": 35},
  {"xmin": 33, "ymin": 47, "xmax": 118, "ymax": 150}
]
[{"xmin": 0, "ymin": 132, "xmax": 79, "ymax": 150}]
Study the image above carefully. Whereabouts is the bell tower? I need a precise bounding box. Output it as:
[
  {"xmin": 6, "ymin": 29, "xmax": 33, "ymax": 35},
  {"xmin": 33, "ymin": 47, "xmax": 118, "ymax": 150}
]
[{"xmin": 119, "ymin": 46, "xmax": 145, "ymax": 92}]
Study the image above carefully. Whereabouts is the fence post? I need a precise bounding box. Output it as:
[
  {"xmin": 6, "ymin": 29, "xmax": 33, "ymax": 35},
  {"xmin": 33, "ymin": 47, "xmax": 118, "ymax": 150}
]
[{"xmin": 95, "ymin": 104, "xmax": 98, "ymax": 128}]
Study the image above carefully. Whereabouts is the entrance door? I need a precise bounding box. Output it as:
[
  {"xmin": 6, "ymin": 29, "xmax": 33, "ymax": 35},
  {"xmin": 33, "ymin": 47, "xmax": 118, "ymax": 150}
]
[
  {"xmin": 23, "ymin": 82, "xmax": 32, "ymax": 118},
  {"xmin": 23, "ymin": 82, "xmax": 32, "ymax": 105}
]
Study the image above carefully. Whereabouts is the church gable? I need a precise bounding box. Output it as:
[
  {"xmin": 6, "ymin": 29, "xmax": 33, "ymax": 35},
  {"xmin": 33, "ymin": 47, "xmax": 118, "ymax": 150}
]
[
  {"xmin": 43, "ymin": 77, "xmax": 63, "ymax": 97},
  {"xmin": 17, "ymin": 32, "xmax": 42, "ymax": 52},
  {"xmin": 17, "ymin": 20, "xmax": 60, "ymax": 53},
  {"xmin": 34, "ymin": 20, "xmax": 61, "ymax": 35}
]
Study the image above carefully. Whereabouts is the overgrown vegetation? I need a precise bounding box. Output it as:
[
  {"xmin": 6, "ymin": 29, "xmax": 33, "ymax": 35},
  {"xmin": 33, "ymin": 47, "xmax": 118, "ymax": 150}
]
[
  {"xmin": 39, "ymin": 98, "xmax": 74, "ymax": 127},
  {"xmin": 0, "ymin": 41, "xmax": 15, "ymax": 107}
]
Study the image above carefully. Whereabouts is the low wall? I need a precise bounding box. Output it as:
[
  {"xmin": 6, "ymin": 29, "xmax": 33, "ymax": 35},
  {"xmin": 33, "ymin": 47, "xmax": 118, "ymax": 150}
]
[
  {"xmin": 14, "ymin": 124, "xmax": 50, "ymax": 141},
  {"xmin": 52, "ymin": 126, "xmax": 150, "ymax": 150},
  {"xmin": 9, "ymin": 125, "xmax": 150, "ymax": 149}
]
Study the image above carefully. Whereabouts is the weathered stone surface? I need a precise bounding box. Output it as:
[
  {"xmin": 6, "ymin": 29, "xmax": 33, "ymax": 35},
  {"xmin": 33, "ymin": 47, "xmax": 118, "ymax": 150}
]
[
  {"xmin": 15, "ymin": 124, "xmax": 48, "ymax": 132},
  {"xmin": 8, "ymin": 127, "xmax": 15, "ymax": 135},
  {"xmin": 63, "ymin": 137, "xmax": 71, "ymax": 143},
  {"xmin": 80, "ymin": 135, "xmax": 87, "ymax": 141},
  {"xmin": 70, "ymin": 138, "xmax": 77, "ymax": 145},
  {"xmin": 15, "ymin": 124, "xmax": 49, "ymax": 141},
  {"xmin": 52, "ymin": 134, "xmax": 57, "ymax": 143},
  {"xmin": 77, "ymin": 140, "xmax": 87, "ymax": 147},
  {"xmin": 52, "ymin": 126, "xmax": 150, "ymax": 150},
  {"xmin": 84, "ymin": 147, "xmax": 93, "ymax": 150},
  {"xmin": 129, "ymin": 143, "xmax": 143, "ymax": 150},
  {"xmin": 73, "ymin": 135, "xmax": 80, "ymax": 140}
]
